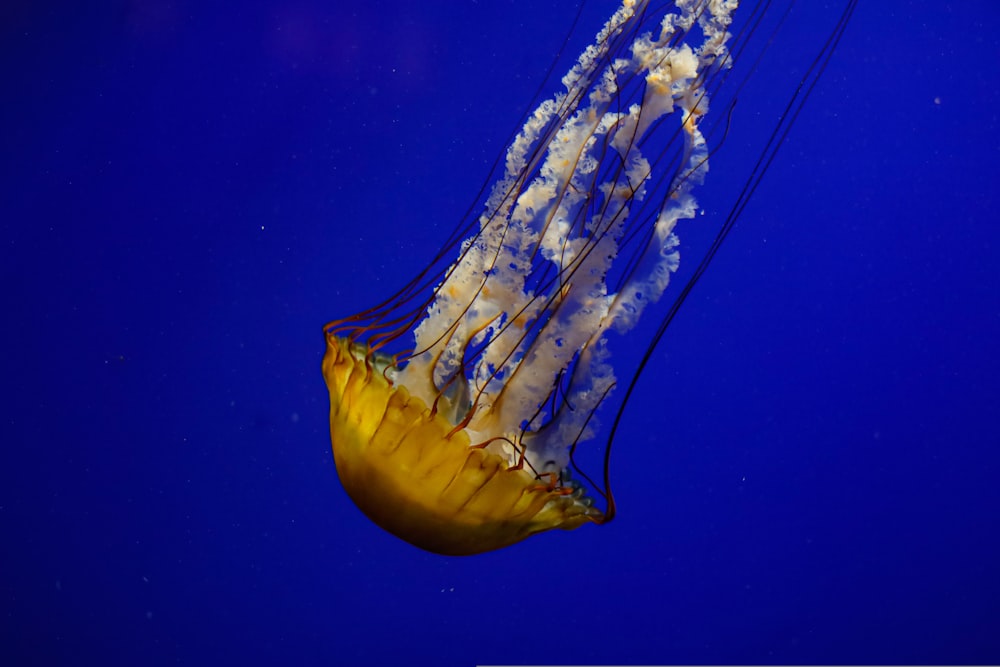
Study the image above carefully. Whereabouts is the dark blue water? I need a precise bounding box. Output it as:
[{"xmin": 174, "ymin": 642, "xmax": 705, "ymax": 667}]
[{"xmin": 3, "ymin": 1, "xmax": 998, "ymax": 665}]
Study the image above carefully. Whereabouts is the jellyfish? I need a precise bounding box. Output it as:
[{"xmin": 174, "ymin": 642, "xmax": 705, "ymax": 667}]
[{"xmin": 322, "ymin": 0, "xmax": 856, "ymax": 555}]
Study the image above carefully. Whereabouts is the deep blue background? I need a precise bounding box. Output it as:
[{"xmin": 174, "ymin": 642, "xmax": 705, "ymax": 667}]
[{"xmin": 3, "ymin": 1, "xmax": 999, "ymax": 665}]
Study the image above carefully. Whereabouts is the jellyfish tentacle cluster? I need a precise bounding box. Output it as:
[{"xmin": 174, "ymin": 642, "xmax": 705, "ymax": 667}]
[{"xmin": 324, "ymin": 0, "xmax": 737, "ymax": 555}]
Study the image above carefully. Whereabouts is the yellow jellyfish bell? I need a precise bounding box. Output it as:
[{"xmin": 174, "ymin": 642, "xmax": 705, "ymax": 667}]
[
  {"xmin": 323, "ymin": 336, "xmax": 602, "ymax": 556},
  {"xmin": 322, "ymin": 0, "xmax": 854, "ymax": 555}
]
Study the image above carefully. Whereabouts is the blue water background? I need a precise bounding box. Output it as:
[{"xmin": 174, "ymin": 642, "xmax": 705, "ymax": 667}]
[{"xmin": 2, "ymin": 1, "xmax": 999, "ymax": 665}]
